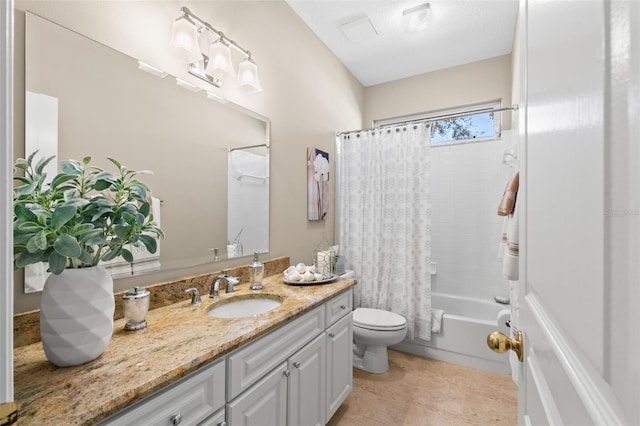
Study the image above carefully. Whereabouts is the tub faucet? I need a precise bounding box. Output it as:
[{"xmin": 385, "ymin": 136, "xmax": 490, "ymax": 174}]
[{"xmin": 210, "ymin": 274, "xmax": 240, "ymax": 298}]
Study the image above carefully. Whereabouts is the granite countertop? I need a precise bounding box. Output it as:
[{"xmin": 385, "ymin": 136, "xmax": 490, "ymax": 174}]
[{"xmin": 14, "ymin": 274, "xmax": 356, "ymax": 425}]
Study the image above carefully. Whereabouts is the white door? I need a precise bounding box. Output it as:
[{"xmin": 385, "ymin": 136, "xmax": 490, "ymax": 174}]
[
  {"xmin": 1, "ymin": 0, "xmax": 16, "ymax": 423},
  {"xmin": 517, "ymin": 0, "xmax": 639, "ymax": 424}
]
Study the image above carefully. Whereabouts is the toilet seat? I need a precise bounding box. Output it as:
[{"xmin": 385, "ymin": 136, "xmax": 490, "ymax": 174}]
[{"xmin": 353, "ymin": 308, "xmax": 407, "ymax": 331}]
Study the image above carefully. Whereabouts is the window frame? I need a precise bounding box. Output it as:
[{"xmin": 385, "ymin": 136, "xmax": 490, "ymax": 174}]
[{"xmin": 374, "ymin": 101, "xmax": 502, "ymax": 146}]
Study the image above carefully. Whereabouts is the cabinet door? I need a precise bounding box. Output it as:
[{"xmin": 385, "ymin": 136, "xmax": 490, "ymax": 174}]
[
  {"xmin": 198, "ymin": 407, "xmax": 225, "ymax": 426},
  {"xmin": 326, "ymin": 312, "xmax": 353, "ymax": 422},
  {"xmin": 227, "ymin": 306, "xmax": 324, "ymax": 400},
  {"xmin": 325, "ymin": 289, "xmax": 353, "ymax": 328},
  {"xmin": 287, "ymin": 333, "xmax": 326, "ymax": 426},
  {"xmin": 226, "ymin": 362, "xmax": 287, "ymax": 426},
  {"xmin": 100, "ymin": 359, "xmax": 226, "ymax": 426}
]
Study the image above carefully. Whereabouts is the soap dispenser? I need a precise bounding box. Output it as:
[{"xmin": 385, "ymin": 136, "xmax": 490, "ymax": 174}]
[{"xmin": 249, "ymin": 252, "xmax": 264, "ymax": 290}]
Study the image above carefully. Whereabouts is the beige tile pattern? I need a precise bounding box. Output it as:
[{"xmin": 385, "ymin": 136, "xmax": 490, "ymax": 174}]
[
  {"xmin": 14, "ymin": 270, "xmax": 356, "ymax": 425},
  {"xmin": 329, "ymin": 350, "xmax": 517, "ymax": 426}
]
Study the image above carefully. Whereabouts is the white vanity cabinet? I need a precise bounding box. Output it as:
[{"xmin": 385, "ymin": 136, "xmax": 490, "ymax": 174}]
[
  {"xmin": 198, "ymin": 408, "xmax": 226, "ymax": 426},
  {"xmin": 226, "ymin": 333, "xmax": 328, "ymax": 426},
  {"xmin": 98, "ymin": 358, "xmax": 226, "ymax": 426},
  {"xmin": 227, "ymin": 289, "xmax": 353, "ymax": 426},
  {"xmin": 226, "ymin": 306, "xmax": 325, "ymax": 401},
  {"xmin": 325, "ymin": 312, "xmax": 353, "ymax": 421},
  {"xmin": 287, "ymin": 333, "xmax": 327, "ymax": 426},
  {"xmin": 100, "ymin": 288, "xmax": 354, "ymax": 426},
  {"xmin": 226, "ymin": 288, "xmax": 353, "ymax": 426},
  {"xmin": 226, "ymin": 362, "xmax": 289, "ymax": 425},
  {"xmin": 324, "ymin": 288, "xmax": 353, "ymax": 421}
]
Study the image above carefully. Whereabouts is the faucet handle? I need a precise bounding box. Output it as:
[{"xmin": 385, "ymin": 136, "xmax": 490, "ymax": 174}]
[
  {"xmin": 185, "ymin": 287, "xmax": 201, "ymax": 305},
  {"xmin": 218, "ymin": 274, "xmax": 240, "ymax": 285},
  {"xmin": 225, "ymin": 278, "xmax": 238, "ymax": 294}
]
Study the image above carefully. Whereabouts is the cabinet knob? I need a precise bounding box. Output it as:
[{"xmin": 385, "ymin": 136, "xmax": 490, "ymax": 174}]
[
  {"xmin": 340, "ymin": 305, "xmax": 347, "ymax": 310},
  {"xmin": 170, "ymin": 413, "xmax": 182, "ymax": 425},
  {"xmin": 328, "ymin": 332, "xmax": 335, "ymax": 338},
  {"xmin": 293, "ymin": 361, "xmax": 301, "ymax": 368},
  {"xmin": 283, "ymin": 369, "xmax": 290, "ymax": 377}
]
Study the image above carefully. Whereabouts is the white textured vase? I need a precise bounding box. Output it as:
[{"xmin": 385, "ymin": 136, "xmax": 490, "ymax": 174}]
[{"xmin": 40, "ymin": 266, "xmax": 115, "ymax": 367}]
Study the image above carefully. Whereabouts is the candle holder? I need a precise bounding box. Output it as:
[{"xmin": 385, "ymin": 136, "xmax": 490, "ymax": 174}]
[{"xmin": 313, "ymin": 234, "xmax": 336, "ymax": 279}]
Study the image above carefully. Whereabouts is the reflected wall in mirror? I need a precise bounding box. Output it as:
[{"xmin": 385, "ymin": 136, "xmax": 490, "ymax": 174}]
[{"xmin": 23, "ymin": 12, "xmax": 270, "ymax": 293}]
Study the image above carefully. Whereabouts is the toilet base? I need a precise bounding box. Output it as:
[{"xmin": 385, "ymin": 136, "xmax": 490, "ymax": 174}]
[{"xmin": 353, "ymin": 344, "xmax": 390, "ymax": 374}]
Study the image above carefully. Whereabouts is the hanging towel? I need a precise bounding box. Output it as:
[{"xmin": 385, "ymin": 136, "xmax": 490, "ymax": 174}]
[
  {"xmin": 498, "ymin": 217, "xmax": 508, "ymax": 260},
  {"xmin": 498, "ymin": 171, "xmax": 519, "ymax": 216},
  {"xmin": 502, "ymin": 202, "xmax": 519, "ymax": 280},
  {"xmin": 431, "ymin": 309, "xmax": 445, "ymax": 333}
]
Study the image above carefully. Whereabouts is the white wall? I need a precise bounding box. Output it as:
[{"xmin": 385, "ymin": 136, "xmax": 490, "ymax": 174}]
[
  {"xmin": 430, "ymin": 133, "xmax": 515, "ymax": 300},
  {"xmin": 364, "ymin": 55, "xmax": 513, "ymax": 130}
]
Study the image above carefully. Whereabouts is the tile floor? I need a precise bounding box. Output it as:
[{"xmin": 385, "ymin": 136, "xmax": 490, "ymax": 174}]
[{"xmin": 328, "ymin": 349, "xmax": 517, "ymax": 425}]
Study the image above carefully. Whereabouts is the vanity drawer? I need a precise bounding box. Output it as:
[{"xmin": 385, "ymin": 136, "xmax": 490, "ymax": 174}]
[
  {"xmin": 100, "ymin": 359, "xmax": 225, "ymax": 426},
  {"xmin": 227, "ymin": 306, "xmax": 324, "ymax": 400},
  {"xmin": 325, "ymin": 288, "xmax": 353, "ymax": 327}
]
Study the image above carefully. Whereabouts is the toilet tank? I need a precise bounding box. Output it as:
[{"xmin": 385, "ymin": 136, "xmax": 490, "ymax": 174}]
[{"xmin": 340, "ymin": 270, "xmax": 355, "ymax": 279}]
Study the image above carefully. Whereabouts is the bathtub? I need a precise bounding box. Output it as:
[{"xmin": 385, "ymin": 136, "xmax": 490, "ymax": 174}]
[{"xmin": 392, "ymin": 292, "xmax": 512, "ymax": 375}]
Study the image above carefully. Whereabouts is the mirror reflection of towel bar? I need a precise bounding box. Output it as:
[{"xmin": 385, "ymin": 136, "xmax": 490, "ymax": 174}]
[
  {"xmin": 228, "ymin": 143, "xmax": 269, "ymax": 152},
  {"xmin": 237, "ymin": 173, "xmax": 268, "ymax": 182}
]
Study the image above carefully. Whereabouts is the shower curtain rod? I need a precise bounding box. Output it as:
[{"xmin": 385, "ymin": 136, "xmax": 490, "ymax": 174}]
[
  {"xmin": 228, "ymin": 143, "xmax": 269, "ymax": 152},
  {"xmin": 336, "ymin": 104, "xmax": 519, "ymax": 136}
]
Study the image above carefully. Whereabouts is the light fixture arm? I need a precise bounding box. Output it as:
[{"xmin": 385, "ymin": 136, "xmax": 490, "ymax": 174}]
[{"xmin": 180, "ymin": 7, "xmax": 251, "ymax": 60}]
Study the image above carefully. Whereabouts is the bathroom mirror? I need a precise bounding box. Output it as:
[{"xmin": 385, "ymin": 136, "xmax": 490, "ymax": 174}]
[{"xmin": 22, "ymin": 12, "xmax": 270, "ymax": 293}]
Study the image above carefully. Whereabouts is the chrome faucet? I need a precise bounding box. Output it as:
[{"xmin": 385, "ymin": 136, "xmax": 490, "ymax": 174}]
[
  {"xmin": 210, "ymin": 274, "xmax": 240, "ymax": 298},
  {"xmin": 184, "ymin": 287, "xmax": 201, "ymax": 305}
]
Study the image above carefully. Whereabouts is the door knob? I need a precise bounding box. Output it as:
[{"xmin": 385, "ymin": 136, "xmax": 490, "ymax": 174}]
[{"xmin": 487, "ymin": 329, "xmax": 524, "ymax": 362}]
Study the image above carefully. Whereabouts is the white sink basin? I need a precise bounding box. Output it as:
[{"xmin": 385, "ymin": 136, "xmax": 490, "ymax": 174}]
[{"xmin": 207, "ymin": 295, "xmax": 282, "ymax": 318}]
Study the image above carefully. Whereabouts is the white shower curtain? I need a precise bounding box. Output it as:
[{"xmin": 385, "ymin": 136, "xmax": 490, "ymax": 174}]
[{"xmin": 336, "ymin": 124, "xmax": 432, "ymax": 340}]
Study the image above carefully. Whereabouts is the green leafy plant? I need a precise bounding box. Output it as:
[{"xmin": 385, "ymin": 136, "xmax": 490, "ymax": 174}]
[{"xmin": 13, "ymin": 151, "xmax": 164, "ymax": 275}]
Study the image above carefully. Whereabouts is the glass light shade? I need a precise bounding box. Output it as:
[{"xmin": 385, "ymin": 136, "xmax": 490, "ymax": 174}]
[
  {"xmin": 168, "ymin": 15, "xmax": 202, "ymax": 63},
  {"xmin": 205, "ymin": 41, "xmax": 235, "ymax": 81},
  {"xmin": 236, "ymin": 59, "xmax": 262, "ymax": 94}
]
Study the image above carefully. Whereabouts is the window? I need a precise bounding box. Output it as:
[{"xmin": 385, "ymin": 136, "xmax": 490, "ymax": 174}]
[{"xmin": 374, "ymin": 101, "xmax": 502, "ymax": 145}]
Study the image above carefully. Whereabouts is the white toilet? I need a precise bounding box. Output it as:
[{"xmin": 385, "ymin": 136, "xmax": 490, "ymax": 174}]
[{"xmin": 352, "ymin": 307, "xmax": 408, "ymax": 374}]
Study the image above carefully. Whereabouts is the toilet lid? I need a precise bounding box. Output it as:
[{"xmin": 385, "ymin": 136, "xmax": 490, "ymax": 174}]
[{"xmin": 353, "ymin": 308, "xmax": 407, "ymax": 331}]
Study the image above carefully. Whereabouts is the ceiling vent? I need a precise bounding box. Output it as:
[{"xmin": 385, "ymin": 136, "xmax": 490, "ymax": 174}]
[{"xmin": 340, "ymin": 16, "xmax": 379, "ymax": 42}]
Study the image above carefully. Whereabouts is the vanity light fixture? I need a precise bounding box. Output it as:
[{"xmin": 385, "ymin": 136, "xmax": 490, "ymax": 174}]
[
  {"xmin": 402, "ymin": 3, "xmax": 432, "ymax": 32},
  {"xmin": 206, "ymin": 40, "xmax": 235, "ymax": 80},
  {"xmin": 168, "ymin": 7, "xmax": 262, "ymax": 93},
  {"xmin": 168, "ymin": 13, "xmax": 202, "ymax": 63}
]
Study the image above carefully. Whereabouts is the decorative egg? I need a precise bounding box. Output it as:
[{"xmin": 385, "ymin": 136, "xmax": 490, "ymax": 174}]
[
  {"xmin": 287, "ymin": 271, "xmax": 303, "ymax": 281},
  {"xmin": 306, "ymin": 264, "xmax": 317, "ymax": 273},
  {"xmin": 314, "ymin": 273, "xmax": 323, "ymax": 281},
  {"xmin": 296, "ymin": 263, "xmax": 307, "ymax": 274},
  {"xmin": 302, "ymin": 270, "xmax": 315, "ymax": 282}
]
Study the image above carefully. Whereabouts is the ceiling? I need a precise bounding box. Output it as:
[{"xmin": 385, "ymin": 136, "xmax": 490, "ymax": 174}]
[{"xmin": 285, "ymin": 0, "xmax": 518, "ymax": 87}]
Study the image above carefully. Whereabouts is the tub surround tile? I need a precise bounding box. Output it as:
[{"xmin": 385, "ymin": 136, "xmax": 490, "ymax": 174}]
[
  {"xmin": 14, "ymin": 270, "xmax": 356, "ymax": 425},
  {"xmin": 13, "ymin": 256, "xmax": 291, "ymax": 348}
]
